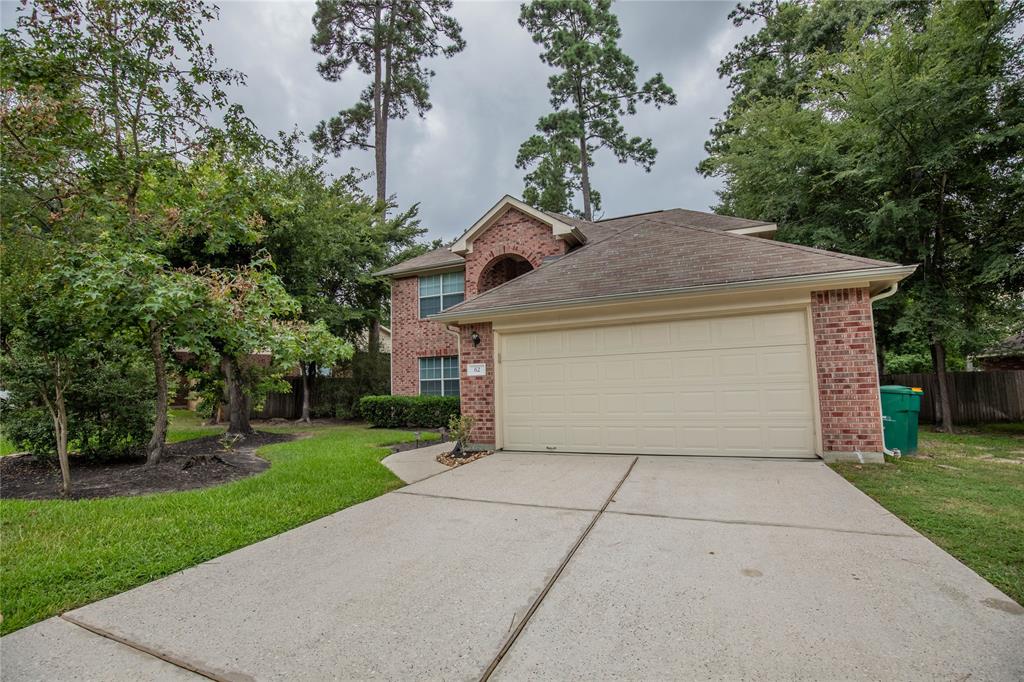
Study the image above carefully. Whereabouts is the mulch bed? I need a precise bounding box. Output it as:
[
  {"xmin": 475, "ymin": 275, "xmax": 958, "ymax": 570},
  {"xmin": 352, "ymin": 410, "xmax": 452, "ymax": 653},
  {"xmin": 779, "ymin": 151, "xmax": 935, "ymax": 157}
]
[
  {"xmin": 389, "ymin": 429, "xmax": 447, "ymax": 454},
  {"xmin": 436, "ymin": 450, "xmax": 492, "ymax": 468},
  {"xmin": 0, "ymin": 431, "xmax": 292, "ymax": 501}
]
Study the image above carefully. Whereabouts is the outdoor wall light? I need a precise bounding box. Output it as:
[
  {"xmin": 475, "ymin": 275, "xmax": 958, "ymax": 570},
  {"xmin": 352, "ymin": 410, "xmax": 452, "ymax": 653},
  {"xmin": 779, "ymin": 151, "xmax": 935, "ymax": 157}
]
[{"xmin": 471, "ymin": 330, "xmax": 481, "ymax": 347}]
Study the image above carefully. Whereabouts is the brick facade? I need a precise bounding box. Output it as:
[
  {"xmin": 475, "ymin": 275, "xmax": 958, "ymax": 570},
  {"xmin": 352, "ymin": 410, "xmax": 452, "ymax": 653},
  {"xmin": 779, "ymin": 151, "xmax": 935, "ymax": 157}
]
[
  {"xmin": 464, "ymin": 209, "xmax": 568, "ymax": 296},
  {"xmin": 390, "ymin": 275, "xmax": 460, "ymax": 396},
  {"xmin": 390, "ymin": 207, "xmax": 888, "ymax": 458},
  {"xmin": 458, "ymin": 323, "xmax": 495, "ymax": 446},
  {"xmin": 811, "ymin": 287, "xmax": 885, "ymax": 453},
  {"xmin": 391, "ymin": 207, "xmax": 568, "ymax": 398}
]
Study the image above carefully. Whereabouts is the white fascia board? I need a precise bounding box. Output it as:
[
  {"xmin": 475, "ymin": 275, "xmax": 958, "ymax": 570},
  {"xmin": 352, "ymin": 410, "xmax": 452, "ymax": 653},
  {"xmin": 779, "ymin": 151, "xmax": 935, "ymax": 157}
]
[
  {"xmin": 450, "ymin": 195, "xmax": 578, "ymax": 255},
  {"xmin": 431, "ymin": 264, "xmax": 918, "ymax": 324}
]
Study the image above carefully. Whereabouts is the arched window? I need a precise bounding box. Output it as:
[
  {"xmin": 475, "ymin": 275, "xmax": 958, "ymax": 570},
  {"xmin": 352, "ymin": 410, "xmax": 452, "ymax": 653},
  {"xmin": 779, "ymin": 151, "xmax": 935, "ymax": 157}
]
[{"xmin": 478, "ymin": 254, "xmax": 533, "ymax": 293}]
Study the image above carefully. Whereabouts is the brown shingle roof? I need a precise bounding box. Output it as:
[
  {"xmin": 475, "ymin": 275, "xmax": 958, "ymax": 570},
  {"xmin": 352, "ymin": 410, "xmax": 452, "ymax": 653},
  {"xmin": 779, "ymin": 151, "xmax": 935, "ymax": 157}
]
[
  {"xmin": 544, "ymin": 208, "xmax": 773, "ymax": 242},
  {"xmin": 978, "ymin": 332, "xmax": 1024, "ymax": 359},
  {"xmin": 378, "ymin": 207, "xmax": 776, "ymax": 277},
  {"xmin": 435, "ymin": 216, "xmax": 901, "ymax": 317},
  {"xmin": 375, "ymin": 247, "xmax": 464, "ymax": 277}
]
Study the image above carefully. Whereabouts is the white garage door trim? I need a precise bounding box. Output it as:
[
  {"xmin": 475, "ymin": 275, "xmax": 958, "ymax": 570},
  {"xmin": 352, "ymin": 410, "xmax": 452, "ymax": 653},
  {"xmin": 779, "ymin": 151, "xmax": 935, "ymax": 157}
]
[{"xmin": 495, "ymin": 305, "xmax": 822, "ymax": 458}]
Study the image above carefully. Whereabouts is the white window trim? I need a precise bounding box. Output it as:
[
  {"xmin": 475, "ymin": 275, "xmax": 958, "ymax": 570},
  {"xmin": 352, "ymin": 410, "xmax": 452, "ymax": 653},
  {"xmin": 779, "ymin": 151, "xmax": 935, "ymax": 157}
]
[
  {"xmin": 418, "ymin": 273, "xmax": 464, "ymax": 318},
  {"xmin": 418, "ymin": 356, "xmax": 460, "ymax": 396}
]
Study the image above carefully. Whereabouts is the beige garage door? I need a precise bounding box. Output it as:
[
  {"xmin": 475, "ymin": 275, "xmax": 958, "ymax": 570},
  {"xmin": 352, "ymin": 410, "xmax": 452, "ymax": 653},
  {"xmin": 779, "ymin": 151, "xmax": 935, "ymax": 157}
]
[{"xmin": 500, "ymin": 309, "xmax": 818, "ymax": 457}]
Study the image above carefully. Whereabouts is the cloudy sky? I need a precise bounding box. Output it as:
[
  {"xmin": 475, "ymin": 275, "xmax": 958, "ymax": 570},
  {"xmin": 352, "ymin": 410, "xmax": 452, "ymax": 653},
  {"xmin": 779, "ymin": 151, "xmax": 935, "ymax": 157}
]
[{"xmin": 4, "ymin": 0, "xmax": 752, "ymax": 242}]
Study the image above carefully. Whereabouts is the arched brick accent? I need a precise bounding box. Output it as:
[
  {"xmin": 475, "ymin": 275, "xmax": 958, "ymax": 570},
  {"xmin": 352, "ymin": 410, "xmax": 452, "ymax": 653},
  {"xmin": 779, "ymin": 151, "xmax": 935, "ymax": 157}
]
[
  {"xmin": 463, "ymin": 208, "xmax": 568, "ymax": 296},
  {"xmin": 477, "ymin": 253, "xmax": 533, "ymax": 293},
  {"xmin": 391, "ymin": 207, "xmax": 567, "ymax": 397}
]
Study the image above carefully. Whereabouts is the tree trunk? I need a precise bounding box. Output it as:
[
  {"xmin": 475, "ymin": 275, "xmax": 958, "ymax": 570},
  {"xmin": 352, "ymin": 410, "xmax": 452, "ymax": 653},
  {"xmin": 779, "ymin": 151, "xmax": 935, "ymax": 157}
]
[
  {"xmin": 375, "ymin": 115, "xmax": 387, "ymax": 206},
  {"xmin": 373, "ymin": 1, "xmax": 387, "ymax": 206},
  {"xmin": 44, "ymin": 374, "xmax": 72, "ymax": 496},
  {"xmin": 578, "ymin": 134, "xmax": 592, "ymax": 221},
  {"xmin": 146, "ymin": 323, "xmax": 169, "ymax": 465},
  {"xmin": 369, "ymin": 318, "xmax": 381, "ymax": 354},
  {"xmin": 221, "ymin": 355, "xmax": 253, "ymax": 437},
  {"xmin": 931, "ymin": 339, "xmax": 955, "ymax": 433},
  {"xmin": 297, "ymin": 362, "xmax": 312, "ymax": 424}
]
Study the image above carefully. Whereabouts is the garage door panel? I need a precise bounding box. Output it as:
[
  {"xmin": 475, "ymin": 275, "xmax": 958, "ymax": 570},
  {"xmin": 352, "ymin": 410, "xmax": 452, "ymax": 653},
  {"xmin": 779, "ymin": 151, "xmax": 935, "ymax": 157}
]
[
  {"xmin": 674, "ymin": 355, "xmax": 716, "ymax": 380},
  {"xmin": 500, "ymin": 309, "xmax": 817, "ymax": 457},
  {"xmin": 565, "ymin": 361, "xmax": 599, "ymax": 383},
  {"xmin": 762, "ymin": 387, "xmax": 813, "ymax": 416},
  {"xmin": 713, "ymin": 316, "xmax": 757, "ymax": 346},
  {"xmin": 719, "ymin": 352, "xmax": 758, "ymax": 378},
  {"xmin": 603, "ymin": 393, "xmax": 639, "ymax": 417},
  {"xmin": 601, "ymin": 359, "xmax": 635, "ymax": 381},
  {"xmin": 639, "ymin": 392, "xmax": 675, "ymax": 415},
  {"xmin": 760, "ymin": 309, "xmax": 809, "ymax": 343},
  {"xmin": 766, "ymin": 425, "xmax": 815, "ymax": 452},
  {"xmin": 670, "ymin": 318, "xmax": 713, "ymax": 349},
  {"xmin": 719, "ymin": 389, "xmax": 760, "ymax": 417},
  {"xmin": 566, "ymin": 426, "xmax": 602, "ymax": 450},
  {"xmin": 675, "ymin": 391, "xmax": 718, "ymax": 416},
  {"xmin": 761, "ymin": 348, "xmax": 809, "ymax": 378}
]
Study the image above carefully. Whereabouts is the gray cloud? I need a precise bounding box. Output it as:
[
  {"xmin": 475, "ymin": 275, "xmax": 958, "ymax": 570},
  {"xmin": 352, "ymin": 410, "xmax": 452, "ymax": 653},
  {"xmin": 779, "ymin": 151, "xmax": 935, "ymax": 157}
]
[{"xmin": 5, "ymin": 0, "xmax": 748, "ymax": 241}]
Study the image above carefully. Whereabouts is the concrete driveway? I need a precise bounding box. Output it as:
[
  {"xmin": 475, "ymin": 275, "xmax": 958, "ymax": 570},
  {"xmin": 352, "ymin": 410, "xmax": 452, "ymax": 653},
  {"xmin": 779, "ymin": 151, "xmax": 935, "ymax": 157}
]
[{"xmin": 4, "ymin": 453, "xmax": 1022, "ymax": 680}]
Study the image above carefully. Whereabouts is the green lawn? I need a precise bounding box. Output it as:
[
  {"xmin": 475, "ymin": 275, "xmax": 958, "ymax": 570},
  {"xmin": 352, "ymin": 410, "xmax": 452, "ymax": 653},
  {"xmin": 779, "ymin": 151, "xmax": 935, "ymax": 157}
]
[
  {"xmin": 832, "ymin": 423, "xmax": 1024, "ymax": 605},
  {"xmin": 0, "ymin": 421, "xmax": 425, "ymax": 635},
  {"xmin": 0, "ymin": 428, "xmax": 17, "ymax": 455},
  {"xmin": 165, "ymin": 407, "xmax": 226, "ymax": 443}
]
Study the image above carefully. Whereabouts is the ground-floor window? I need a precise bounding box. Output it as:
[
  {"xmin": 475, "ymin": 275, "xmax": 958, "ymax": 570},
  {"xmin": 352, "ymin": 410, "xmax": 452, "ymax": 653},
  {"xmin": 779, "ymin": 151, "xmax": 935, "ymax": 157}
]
[{"xmin": 419, "ymin": 356, "xmax": 459, "ymax": 396}]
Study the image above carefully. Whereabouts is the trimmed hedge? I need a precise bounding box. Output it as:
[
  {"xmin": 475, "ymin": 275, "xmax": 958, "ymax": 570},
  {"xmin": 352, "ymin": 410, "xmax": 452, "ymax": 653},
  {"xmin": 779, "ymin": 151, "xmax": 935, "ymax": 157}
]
[{"xmin": 359, "ymin": 395, "xmax": 460, "ymax": 429}]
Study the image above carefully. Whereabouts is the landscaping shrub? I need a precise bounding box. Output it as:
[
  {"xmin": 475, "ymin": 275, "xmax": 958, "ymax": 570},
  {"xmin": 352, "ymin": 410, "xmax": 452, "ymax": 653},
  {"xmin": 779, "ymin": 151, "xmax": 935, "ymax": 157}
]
[
  {"xmin": 2, "ymin": 338, "xmax": 154, "ymax": 459},
  {"xmin": 309, "ymin": 352, "xmax": 391, "ymax": 419},
  {"xmin": 358, "ymin": 395, "xmax": 459, "ymax": 428}
]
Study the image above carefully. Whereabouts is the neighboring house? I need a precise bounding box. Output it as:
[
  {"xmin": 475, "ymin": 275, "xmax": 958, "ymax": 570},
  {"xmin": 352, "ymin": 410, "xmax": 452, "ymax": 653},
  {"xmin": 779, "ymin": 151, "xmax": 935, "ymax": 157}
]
[
  {"xmin": 377, "ymin": 195, "xmax": 916, "ymax": 461},
  {"xmin": 355, "ymin": 326, "xmax": 393, "ymax": 354},
  {"xmin": 975, "ymin": 332, "xmax": 1024, "ymax": 371}
]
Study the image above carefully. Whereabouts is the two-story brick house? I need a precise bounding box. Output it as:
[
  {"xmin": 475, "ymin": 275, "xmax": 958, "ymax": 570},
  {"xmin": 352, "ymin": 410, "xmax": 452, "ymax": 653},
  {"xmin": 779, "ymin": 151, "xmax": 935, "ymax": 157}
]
[{"xmin": 377, "ymin": 195, "xmax": 915, "ymax": 462}]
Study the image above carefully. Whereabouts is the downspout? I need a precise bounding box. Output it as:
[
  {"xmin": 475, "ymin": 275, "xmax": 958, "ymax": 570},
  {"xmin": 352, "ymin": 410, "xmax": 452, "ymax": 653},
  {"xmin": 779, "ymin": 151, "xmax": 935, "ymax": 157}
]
[
  {"xmin": 870, "ymin": 283, "xmax": 901, "ymax": 458},
  {"xmin": 445, "ymin": 323, "xmax": 462, "ymax": 382},
  {"xmin": 444, "ymin": 324, "xmax": 462, "ymax": 444}
]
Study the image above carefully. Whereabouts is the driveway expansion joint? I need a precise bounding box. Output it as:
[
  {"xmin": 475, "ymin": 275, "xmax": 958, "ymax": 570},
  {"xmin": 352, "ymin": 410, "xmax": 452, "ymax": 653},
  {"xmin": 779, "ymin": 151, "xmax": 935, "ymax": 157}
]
[
  {"xmin": 59, "ymin": 614, "xmax": 227, "ymax": 681},
  {"xmin": 393, "ymin": 489, "xmax": 597, "ymax": 513},
  {"xmin": 478, "ymin": 456, "xmax": 640, "ymax": 682},
  {"xmin": 605, "ymin": 509, "xmax": 919, "ymax": 538}
]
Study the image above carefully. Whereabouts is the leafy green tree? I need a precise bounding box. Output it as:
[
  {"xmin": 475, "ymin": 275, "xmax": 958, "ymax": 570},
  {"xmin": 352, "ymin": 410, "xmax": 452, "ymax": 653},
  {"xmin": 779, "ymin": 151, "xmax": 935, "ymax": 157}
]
[
  {"xmin": 310, "ymin": 0, "xmax": 465, "ymax": 205},
  {"xmin": 190, "ymin": 263, "xmax": 300, "ymax": 436},
  {"xmin": 700, "ymin": 0, "xmax": 1024, "ymax": 430},
  {"xmin": 71, "ymin": 243, "xmax": 206, "ymax": 464},
  {"xmin": 0, "ymin": 258, "xmax": 106, "ymax": 494},
  {"xmin": 702, "ymin": 0, "xmax": 928, "ymax": 181},
  {"xmin": 259, "ymin": 133, "xmax": 424, "ymax": 371},
  {"xmin": 287, "ymin": 321, "xmax": 354, "ymax": 423},
  {"xmin": 2, "ymin": 0, "xmax": 268, "ymax": 459},
  {"xmin": 516, "ymin": 0, "xmax": 677, "ymax": 220}
]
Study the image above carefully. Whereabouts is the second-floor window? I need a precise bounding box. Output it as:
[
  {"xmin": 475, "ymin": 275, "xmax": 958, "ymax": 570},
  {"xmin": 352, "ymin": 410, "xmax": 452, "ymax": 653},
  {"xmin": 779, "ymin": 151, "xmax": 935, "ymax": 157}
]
[{"xmin": 419, "ymin": 272, "xmax": 464, "ymax": 317}]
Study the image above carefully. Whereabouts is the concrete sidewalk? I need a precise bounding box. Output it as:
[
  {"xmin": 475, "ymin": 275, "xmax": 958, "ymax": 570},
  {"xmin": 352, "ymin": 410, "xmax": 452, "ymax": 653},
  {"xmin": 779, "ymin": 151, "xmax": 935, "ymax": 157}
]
[
  {"xmin": 381, "ymin": 441, "xmax": 453, "ymax": 483},
  {"xmin": 3, "ymin": 453, "xmax": 1022, "ymax": 680}
]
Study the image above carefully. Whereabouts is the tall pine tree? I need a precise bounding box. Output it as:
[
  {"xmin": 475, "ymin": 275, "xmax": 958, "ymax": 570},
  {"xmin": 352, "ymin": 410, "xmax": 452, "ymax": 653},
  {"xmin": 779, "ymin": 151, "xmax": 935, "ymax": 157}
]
[
  {"xmin": 310, "ymin": 0, "xmax": 465, "ymax": 206},
  {"xmin": 516, "ymin": 0, "xmax": 676, "ymax": 220}
]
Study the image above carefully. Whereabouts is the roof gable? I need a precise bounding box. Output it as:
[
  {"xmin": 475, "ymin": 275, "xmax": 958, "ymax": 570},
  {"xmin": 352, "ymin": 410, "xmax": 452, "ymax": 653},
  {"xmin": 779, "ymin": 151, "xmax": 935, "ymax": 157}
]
[
  {"xmin": 450, "ymin": 196, "xmax": 585, "ymax": 255},
  {"xmin": 433, "ymin": 216, "xmax": 912, "ymax": 319}
]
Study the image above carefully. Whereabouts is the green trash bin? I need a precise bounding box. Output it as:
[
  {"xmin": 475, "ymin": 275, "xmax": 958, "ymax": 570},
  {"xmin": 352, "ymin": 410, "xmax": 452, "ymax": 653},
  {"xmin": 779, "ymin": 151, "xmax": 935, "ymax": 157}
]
[{"xmin": 880, "ymin": 385, "xmax": 923, "ymax": 455}]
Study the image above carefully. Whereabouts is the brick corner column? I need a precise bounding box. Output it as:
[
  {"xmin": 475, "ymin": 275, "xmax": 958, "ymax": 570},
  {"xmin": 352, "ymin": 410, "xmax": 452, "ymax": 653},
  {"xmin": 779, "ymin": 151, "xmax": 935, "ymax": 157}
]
[
  {"xmin": 811, "ymin": 287, "xmax": 885, "ymax": 456},
  {"xmin": 458, "ymin": 323, "xmax": 496, "ymax": 448}
]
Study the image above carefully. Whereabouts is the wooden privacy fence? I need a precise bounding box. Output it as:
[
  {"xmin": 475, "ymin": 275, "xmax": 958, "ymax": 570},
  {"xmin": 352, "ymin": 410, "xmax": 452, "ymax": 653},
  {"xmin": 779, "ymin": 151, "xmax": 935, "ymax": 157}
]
[
  {"xmin": 251, "ymin": 377, "xmax": 351, "ymax": 420},
  {"xmin": 882, "ymin": 370, "xmax": 1024, "ymax": 424}
]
